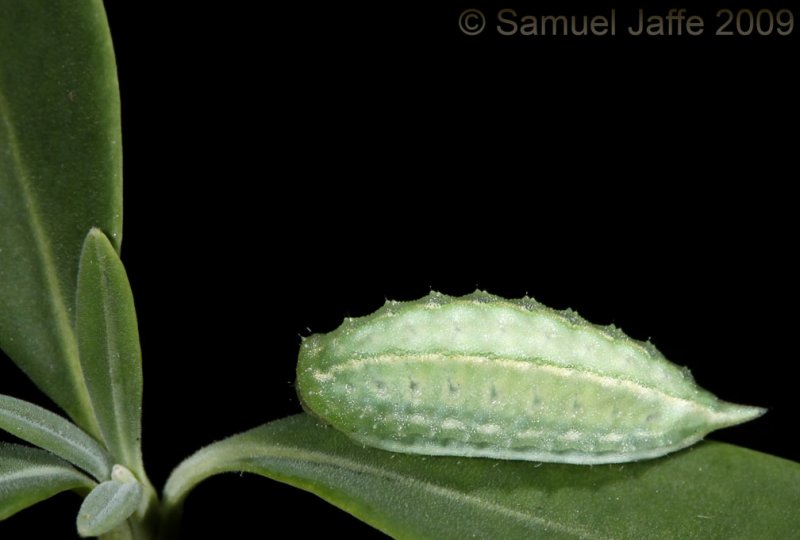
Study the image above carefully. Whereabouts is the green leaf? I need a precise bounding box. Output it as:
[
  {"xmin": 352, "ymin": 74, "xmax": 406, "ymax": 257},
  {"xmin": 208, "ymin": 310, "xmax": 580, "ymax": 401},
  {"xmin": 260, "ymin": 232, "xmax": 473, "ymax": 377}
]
[
  {"xmin": 0, "ymin": 0, "xmax": 121, "ymax": 438},
  {"xmin": 164, "ymin": 414, "xmax": 800, "ymax": 539},
  {"xmin": 0, "ymin": 442, "xmax": 94, "ymax": 521},
  {"xmin": 0, "ymin": 394, "xmax": 112, "ymax": 482},
  {"xmin": 77, "ymin": 466, "xmax": 142, "ymax": 538},
  {"xmin": 77, "ymin": 229, "xmax": 143, "ymax": 476}
]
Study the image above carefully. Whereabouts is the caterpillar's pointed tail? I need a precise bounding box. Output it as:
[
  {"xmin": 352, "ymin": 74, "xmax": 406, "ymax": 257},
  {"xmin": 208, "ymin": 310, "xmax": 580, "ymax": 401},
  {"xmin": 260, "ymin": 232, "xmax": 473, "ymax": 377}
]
[{"xmin": 712, "ymin": 401, "xmax": 767, "ymax": 429}]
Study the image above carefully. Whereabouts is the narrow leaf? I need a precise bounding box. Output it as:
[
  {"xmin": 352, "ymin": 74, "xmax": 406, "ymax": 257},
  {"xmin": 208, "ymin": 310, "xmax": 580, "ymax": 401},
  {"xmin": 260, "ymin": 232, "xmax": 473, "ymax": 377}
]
[
  {"xmin": 0, "ymin": 394, "xmax": 111, "ymax": 481},
  {"xmin": 165, "ymin": 414, "xmax": 800, "ymax": 539},
  {"xmin": 77, "ymin": 229, "xmax": 143, "ymax": 475},
  {"xmin": 0, "ymin": 0, "xmax": 121, "ymax": 437},
  {"xmin": 0, "ymin": 442, "xmax": 94, "ymax": 521},
  {"xmin": 76, "ymin": 466, "xmax": 142, "ymax": 538}
]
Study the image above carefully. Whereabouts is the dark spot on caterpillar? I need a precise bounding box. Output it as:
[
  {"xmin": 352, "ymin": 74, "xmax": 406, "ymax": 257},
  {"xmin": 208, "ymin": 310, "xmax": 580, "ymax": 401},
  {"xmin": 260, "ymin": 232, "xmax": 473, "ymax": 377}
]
[
  {"xmin": 409, "ymin": 379, "xmax": 419, "ymax": 391},
  {"xmin": 448, "ymin": 379, "xmax": 459, "ymax": 394},
  {"xmin": 490, "ymin": 384, "xmax": 499, "ymax": 402},
  {"xmin": 374, "ymin": 380, "xmax": 388, "ymax": 397}
]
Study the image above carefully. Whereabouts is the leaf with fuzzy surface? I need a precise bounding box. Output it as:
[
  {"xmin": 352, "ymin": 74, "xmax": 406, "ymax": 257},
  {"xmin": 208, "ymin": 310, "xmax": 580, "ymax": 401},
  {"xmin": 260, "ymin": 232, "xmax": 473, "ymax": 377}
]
[
  {"xmin": 0, "ymin": 394, "xmax": 111, "ymax": 481},
  {"xmin": 77, "ymin": 468, "xmax": 142, "ymax": 538},
  {"xmin": 77, "ymin": 229, "xmax": 143, "ymax": 477},
  {"xmin": 0, "ymin": 443, "xmax": 94, "ymax": 521}
]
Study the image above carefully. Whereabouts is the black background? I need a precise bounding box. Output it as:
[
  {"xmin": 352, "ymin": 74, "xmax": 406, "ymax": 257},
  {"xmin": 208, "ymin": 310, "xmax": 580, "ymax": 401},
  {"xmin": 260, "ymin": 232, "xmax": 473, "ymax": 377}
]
[{"xmin": 1, "ymin": 0, "xmax": 796, "ymax": 537}]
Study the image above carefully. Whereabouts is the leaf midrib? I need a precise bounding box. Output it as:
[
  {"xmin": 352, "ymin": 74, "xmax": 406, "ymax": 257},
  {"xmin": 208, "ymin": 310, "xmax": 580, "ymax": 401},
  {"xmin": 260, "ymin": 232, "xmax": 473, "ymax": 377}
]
[{"xmin": 0, "ymin": 465, "xmax": 90, "ymax": 488}]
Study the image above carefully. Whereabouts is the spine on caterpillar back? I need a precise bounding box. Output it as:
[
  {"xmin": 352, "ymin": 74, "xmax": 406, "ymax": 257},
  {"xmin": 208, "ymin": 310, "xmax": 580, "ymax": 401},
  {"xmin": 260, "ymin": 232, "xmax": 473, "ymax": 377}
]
[{"xmin": 296, "ymin": 291, "xmax": 764, "ymax": 464}]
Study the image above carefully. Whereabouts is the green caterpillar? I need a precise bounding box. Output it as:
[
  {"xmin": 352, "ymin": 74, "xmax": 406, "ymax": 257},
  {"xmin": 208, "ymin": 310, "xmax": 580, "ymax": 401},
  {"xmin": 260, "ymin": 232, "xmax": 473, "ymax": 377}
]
[{"xmin": 296, "ymin": 291, "xmax": 764, "ymax": 464}]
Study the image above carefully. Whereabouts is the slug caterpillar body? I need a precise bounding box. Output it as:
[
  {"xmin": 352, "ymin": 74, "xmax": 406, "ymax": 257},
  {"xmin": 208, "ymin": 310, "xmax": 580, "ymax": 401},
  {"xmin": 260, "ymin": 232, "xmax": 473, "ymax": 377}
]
[{"xmin": 296, "ymin": 291, "xmax": 764, "ymax": 464}]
